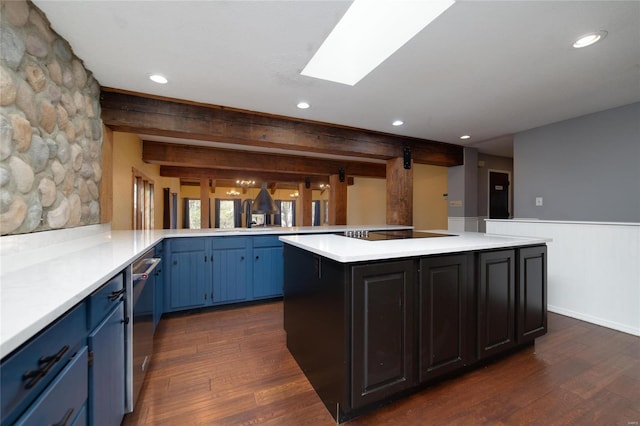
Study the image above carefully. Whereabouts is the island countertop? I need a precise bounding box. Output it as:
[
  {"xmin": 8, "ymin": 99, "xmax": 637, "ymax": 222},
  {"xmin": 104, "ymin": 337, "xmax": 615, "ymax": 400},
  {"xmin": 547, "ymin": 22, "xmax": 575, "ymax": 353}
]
[
  {"xmin": 0, "ymin": 224, "xmax": 409, "ymax": 359},
  {"xmin": 278, "ymin": 230, "xmax": 550, "ymax": 263}
]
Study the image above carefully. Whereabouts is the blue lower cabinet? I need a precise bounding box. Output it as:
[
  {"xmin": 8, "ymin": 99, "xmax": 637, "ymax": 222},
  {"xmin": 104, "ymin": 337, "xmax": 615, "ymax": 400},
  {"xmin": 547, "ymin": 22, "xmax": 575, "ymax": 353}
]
[
  {"xmin": 168, "ymin": 251, "xmax": 209, "ymax": 310},
  {"xmin": 14, "ymin": 346, "xmax": 88, "ymax": 426},
  {"xmin": 1, "ymin": 303, "xmax": 87, "ymax": 425},
  {"xmin": 253, "ymin": 245, "xmax": 283, "ymax": 298},
  {"xmin": 212, "ymin": 244, "xmax": 249, "ymax": 303},
  {"xmin": 162, "ymin": 235, "xmax": 285, "ymax": 313},
  {"xmin": 88, "ymin": 303, "xmax": 125, "ymax": 426}
]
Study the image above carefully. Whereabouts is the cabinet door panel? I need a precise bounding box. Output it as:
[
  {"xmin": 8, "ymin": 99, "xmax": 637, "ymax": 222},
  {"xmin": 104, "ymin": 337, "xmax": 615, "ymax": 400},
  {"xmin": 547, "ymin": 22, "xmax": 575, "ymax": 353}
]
[
  {"xmin": 351, "ymin": 260, "xmax": 414, "ymax": 410},
  {"xmin": 212, "ymin": 247, "xmax": 248, "ymax": 303},
  {"xmin": 478, "ymin": 250, "xmax": 515, "ymax": 358},
  {"xmin": 517, "ymin": 246, "xmax": 547, "ymax": 342},
  {"xmin": 88, "ymin": 303, "xmax": 125, "ymax": 426},
  {"xmin": 253, "ymin": 246, "xmax": 283, "ymax": 298},
  {"xmin": 419, "ymin": 254, "xmax": 471, "ymax": 382},
  {"xmin": 169, "ymin": 252, "xmax": 207, "ymax": 310}
]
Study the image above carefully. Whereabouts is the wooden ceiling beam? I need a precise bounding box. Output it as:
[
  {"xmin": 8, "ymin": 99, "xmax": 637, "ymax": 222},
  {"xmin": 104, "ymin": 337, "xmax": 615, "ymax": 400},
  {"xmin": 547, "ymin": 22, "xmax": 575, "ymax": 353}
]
[
  {"xmin": 146, "ymin": 141, "xmax": 385, "ymax": 178},
  {"xmin": 162, "ymin": 166, "xmax": 331, "ymax": 184},
  {"xmin": 101, "ymin": 88, "xmax": 463, "ymax": 167}
]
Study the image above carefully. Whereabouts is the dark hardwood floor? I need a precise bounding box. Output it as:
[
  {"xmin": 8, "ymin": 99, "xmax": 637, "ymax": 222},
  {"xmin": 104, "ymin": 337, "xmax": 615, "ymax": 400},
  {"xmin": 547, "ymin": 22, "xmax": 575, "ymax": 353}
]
[{"xmin": 123, "ymin": 302, "xmax": 640, "ymax": 425}]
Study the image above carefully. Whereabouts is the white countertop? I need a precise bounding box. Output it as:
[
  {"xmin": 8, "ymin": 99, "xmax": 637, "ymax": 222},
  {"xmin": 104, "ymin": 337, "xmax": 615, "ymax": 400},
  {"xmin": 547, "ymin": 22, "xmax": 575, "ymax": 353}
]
[
  {"xmin": 279, "ymin": 230, "xmax": 549, "ymax": 263},
  {"xmin": 0, "ymin": 224, "xmax": 409, "ymax": 359}
]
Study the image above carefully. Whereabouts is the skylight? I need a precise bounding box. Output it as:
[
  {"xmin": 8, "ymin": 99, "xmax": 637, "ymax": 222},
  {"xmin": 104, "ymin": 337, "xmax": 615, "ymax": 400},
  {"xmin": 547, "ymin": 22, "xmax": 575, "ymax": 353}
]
[{"xmin": 301, "ymin": 0, "xmax": 455, "ymax": 86}]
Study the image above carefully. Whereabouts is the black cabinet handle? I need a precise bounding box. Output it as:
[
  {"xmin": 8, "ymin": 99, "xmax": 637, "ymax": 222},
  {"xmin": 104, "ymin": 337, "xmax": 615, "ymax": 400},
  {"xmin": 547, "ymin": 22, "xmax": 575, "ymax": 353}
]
[
  {"xmin": 255, "ymin": 255, "xmax": 259, "ymax": 260},
  {"xmin": 22, "ymin": 345, "xmax": 69, "ymax": 389},
  {"xmin": 122, "ymin": 317, "xmax": 130, "ymax": 325},
  {"xmin": 108, "ymin": 288, "xmax": 125, "ymax": 301},
  {"xmin": 241, "ymin": 256, "xmax": 245, "ymax": 261},
  {"xmin": 204, "ymin": 255, "xmax": 207, "ymax": 262},
  {"xmin": 52, "ymin": 408, "xmax": 74, "ymax": 426}
]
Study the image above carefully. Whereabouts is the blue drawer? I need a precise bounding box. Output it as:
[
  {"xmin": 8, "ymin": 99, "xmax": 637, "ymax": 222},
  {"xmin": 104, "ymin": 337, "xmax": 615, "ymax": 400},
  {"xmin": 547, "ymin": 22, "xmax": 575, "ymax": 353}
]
[
  {"xmin": 87, "ymin": 273, "xmax": 124, "ymax": 330},
  {"xmin": 1, "ymin": 303, "xmax": 86, "ymax": 425},
  {"xmin": 169, "ymin": 237, "xmax": 206, "ymax": 252},
  {"xmin": 14, "ymin": 346, "xmax": 88, "ymax": 426},
  {"xmin": 252, "ymin": 235, "xmax": 283, "ymax": 248}
]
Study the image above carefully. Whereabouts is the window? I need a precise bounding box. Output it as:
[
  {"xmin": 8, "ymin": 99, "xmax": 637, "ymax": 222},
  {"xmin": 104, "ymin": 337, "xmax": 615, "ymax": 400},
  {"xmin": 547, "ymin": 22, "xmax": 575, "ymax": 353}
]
[
  {"xmin": 276, "ymin": 200, "xmax": 295, "ymax": 227},
  {"xmin": 218, "ymin": 200, "xmax": 235, "ymax": 229},
  {"xmin": 214, "ymin": 199, "xmax": 242, "ymax": 228},
  {"xmin": 183, "ymin": 198, "xmax": 201, "ymax": 229},
  {"xmin": 133, "ymin": 169, "xmax": 154, "ymax": 230}
]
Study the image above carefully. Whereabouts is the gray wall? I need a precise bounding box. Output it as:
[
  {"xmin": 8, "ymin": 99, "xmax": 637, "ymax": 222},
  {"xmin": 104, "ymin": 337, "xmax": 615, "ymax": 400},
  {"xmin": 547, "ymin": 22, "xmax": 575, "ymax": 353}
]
[
  {"xmin": 514, "ymin": 102, "xmax": 640, "ymax": 222},
  {"xmin": 447, "ymin": 147, "xmax": 478, "ymax": 217}
]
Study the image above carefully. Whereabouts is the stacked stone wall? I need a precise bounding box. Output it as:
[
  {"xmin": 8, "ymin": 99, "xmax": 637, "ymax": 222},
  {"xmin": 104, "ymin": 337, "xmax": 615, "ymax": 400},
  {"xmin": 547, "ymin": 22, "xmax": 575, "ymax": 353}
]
[{"xmin": 0, "ymin": 0, "xmax": 103, "ymax": 235}]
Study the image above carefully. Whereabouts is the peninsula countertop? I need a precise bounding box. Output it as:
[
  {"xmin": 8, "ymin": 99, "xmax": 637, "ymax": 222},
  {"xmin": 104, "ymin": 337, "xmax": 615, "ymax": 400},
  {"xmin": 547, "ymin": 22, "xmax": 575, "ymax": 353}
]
[
  {"xmin": 0, "ymin": 224, "xmax": 409, "ymax": 359},
  {"xmin": 278, "ymin": 230, "xmax": 550, "ymax": 263}
]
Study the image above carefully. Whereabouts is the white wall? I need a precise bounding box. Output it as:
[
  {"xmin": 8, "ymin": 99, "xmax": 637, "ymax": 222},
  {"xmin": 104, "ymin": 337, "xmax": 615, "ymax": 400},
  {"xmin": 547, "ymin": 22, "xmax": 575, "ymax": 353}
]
[{"xmin": 487, "ymin": 219, "xmax": 640, "ymax": 336}]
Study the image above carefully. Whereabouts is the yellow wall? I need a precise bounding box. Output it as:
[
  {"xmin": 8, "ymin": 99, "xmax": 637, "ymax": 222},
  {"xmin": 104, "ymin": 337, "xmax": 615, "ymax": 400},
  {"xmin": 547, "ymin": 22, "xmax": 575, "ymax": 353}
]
[
  {"xmin": 346, "ymin": 165, "xmax": 448, "ymax": 228},
  {"xmin": 112, "ymin": 132, "xmax": 181, "ymax": 230},
  {"xmin": 111, "ymin": 131, "xmax": 447, "ymax": 230},
  {"xmin": 347, "ymin": 177, "xmax": 387, "ymax": 225},
  {"xmin": 413, "ymin": 164, "xmax": 448, "ymax": 230}
]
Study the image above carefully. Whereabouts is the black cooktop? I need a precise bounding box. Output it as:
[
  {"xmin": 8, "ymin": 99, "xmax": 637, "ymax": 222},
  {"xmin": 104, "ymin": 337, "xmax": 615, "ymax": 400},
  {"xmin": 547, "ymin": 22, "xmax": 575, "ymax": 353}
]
[{"xmin": 339, "ymin": 230, "xmax": 456, "ymax": 241}]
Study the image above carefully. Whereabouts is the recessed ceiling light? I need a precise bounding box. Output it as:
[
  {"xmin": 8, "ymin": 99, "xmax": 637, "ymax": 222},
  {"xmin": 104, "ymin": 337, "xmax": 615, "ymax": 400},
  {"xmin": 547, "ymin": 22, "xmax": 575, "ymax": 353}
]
[
  {"xmin": 149, "ymin": 74, "xmax": 168, "ymax": 84},
  {"xmin": 392, "ymin": 120, "xmax": 404, "ymax": 126},
  {"xmin": 460, "ymin": 135, "xmax": 471, "ymax": 140},
  {"xmin": 301, "ymin": 0, "xmax": 455, "ymax": 85},
  {"xmin": 297, "ymin": 102, "xmax": 310, "ymax": 109},
  {"xmin": 573, "ymin": 31, "xmax": 607, "ymax": 48}
]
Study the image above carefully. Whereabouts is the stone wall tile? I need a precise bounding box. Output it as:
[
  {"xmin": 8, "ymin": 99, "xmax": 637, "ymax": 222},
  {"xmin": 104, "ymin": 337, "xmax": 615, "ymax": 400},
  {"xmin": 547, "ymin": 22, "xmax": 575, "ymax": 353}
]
[
  {"xmin": 29, "ymin": 134, "xmax": 49, "ymax": 173},
  {"xmin": 9, "ymin": 155, "xmax": 34, "ymax": 193},
  {"xmin": 10, "ymin": 113, "xmax": 32, "ymax": 152},
  {"xmin": 0, "ymin": 196, "xmax": 27, "ymax": 234},
  {"xmin": 0, "ymin": 114, "xmax": 13, "ymax": 160},
  {"xmin": 0, "ymin": 165, "xmax": 10, "ymax": 187},
  {"xmin": 0, "ymin": 26, "xmax": 26, "ymax": 70},
  {"xmin": 38, "ymin": 177, "xmax": 56, "ymax": 206},
  {"xmin": 46, "ymin": 59, "xmax": 62, "ymax": 85},
  {"xmin": 0, "ymin": 65, "xmax": 17, "ymax": 105},
  {"xmin": 51, "ymin": 160, "xmax": 65, "ymax": 184},
  {"xmin": 67, "ymin": 193, "xmax": 81, "ymax": 227},
  {"xmin": 39, "ymin": 98, "xmax": 56, "ymax": 133},
  {"xmin": 2, "ymin": 0, "xmax": 103, "ymax": 234},
  {"xmin": 15, "ymin": 79, "xmax": 37, "ymax": 124},
  {"xmin": 47, "ymin": 195, "xmax": 69, "ymax": 228},
  {"xmin": 5, "ymin": 0, "xmax": 30, "ymax": 27},
  {"xmin": 29, "ymin": 8, "xmax": 56, "ymax": 43},
  {"xmin": 56, "ymin": 104, "xmax": 68, "ymax": 128},
  {"xmin": 71, "ymin": 60, "xmax": 87, "ymax": 87},
  {"xmin": 26, "ymin": 33, "xmax": 49, "ymax": 58},
  {"xmin": 87, "ymin": 179, "xmax": 99, "ymax": 200},
  {"xmin": 25, "ymin": 61, "xmax": 46, "ymax": 92}
]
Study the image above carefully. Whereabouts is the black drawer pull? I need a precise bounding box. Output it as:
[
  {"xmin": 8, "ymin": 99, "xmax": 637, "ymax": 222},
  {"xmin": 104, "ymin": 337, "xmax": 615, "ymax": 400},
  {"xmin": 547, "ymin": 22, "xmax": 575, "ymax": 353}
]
[
  {"xmin": 52, "ymin": 408, "xmax": 74, "ymax": 426},
  {"xmin": 108, "ymin": 288, "xmax": 125, "ymax": 301},
  {"xmin": 22, "ymin": 345, "xmax": 69, "ymax": 389}
]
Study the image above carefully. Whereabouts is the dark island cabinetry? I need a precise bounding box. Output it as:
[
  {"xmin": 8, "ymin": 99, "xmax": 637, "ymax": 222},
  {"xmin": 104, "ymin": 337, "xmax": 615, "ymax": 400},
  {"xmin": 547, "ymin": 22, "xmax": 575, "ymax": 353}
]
[
  {"xmin": 283, "ymin": 243, "xmax": 547, "ymax": 423},
  {"xmin": 419, "ymin": 254, "xmax": 474, "ymax": 382},
  {"xmin": 351, "ymin": 261, "xmax": 415, "ymax": 409},
  {"xmin": 517, "ymin": 246, "xmax": 547, "ymax": 342},
  {"xmin": 477, "ymin": 250, "xmax": 516, "ymax": 359}
]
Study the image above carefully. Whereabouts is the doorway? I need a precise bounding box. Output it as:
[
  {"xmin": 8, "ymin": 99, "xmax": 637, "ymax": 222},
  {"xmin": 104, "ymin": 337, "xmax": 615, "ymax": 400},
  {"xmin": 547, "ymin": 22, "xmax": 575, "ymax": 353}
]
[{"xmin": 489, "ymin": 171, "xmax": 510, "ymax": 219}]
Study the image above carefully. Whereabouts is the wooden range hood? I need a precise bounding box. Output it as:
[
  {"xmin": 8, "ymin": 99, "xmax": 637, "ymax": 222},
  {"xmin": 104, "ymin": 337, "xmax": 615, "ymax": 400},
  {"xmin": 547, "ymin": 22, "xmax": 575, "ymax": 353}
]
[{"xmin": 100, "ymin": 88, "xmax": 463, "ymax": 226}]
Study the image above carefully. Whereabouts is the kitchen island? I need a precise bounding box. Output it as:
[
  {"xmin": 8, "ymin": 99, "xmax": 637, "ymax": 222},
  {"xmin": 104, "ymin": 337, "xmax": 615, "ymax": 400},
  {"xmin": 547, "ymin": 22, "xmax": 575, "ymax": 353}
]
[{"xmin": 279, "ymin": 231, "xmax": 549, "ymax": 423}]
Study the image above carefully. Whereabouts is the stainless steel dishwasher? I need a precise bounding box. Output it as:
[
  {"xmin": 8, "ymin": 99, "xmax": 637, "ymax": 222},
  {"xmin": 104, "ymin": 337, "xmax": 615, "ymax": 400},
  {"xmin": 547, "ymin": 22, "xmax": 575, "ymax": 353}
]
[{"xmin": 130, "ymin": 250, "xmax": 161, "ymax": 410}]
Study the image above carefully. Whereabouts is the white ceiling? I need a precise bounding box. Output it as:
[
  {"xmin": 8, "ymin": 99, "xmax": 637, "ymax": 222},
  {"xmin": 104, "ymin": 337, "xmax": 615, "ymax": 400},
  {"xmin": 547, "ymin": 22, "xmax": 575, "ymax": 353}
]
[{"xmin": 34, "ymin": 1, "xmax": 640, "ymax": 159}]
